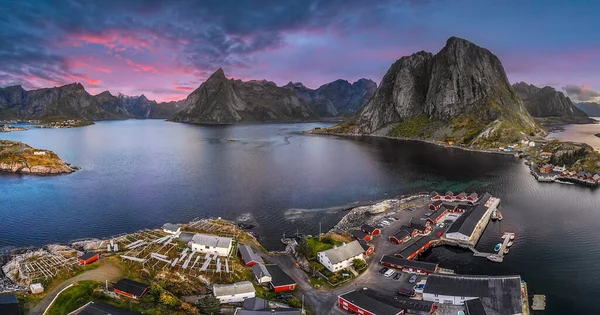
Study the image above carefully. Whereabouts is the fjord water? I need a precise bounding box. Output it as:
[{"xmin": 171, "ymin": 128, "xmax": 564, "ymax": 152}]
[{"xmin": 0, "ymin": 120, "xmax": 598, "ymax": 314}]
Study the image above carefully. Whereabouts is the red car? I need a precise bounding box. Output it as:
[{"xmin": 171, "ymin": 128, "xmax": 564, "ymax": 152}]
[{"xmin": 437, "ymin": 231, "xmax": 444, "ymax": 237}]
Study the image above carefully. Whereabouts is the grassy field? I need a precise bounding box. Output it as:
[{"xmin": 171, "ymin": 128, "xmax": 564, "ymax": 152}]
[{"xmin": 45, "ymin": 281, "xmax": 100, "ymax": 315}]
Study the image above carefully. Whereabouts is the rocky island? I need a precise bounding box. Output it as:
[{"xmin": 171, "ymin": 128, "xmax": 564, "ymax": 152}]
[{"xmin": 0, "ymin": 140, "xmax": 75, "ymax": 174}]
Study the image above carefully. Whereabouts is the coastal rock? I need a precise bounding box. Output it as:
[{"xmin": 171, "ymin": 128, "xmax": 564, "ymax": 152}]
[
  {"xmin": 0, "ymin": 140, "xmax": 74, "ymax": 175},
  {"xmin": 284, "ymin": 78, "xmax": 377, "ymax": 117},
  {"xmin": 352, "ymin": 37, "xmax": 538, "ymax": 146},
  {"xmin": 513, "ymin": 82, "xmax": 592, "ymax": 122},
  {"xmin": 171, "ymin": 68, "xmax": 317, "ymax": 124}
]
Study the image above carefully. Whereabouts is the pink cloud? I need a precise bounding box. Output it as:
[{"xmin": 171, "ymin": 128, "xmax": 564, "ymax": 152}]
[{"xmin": 174, "ymin": 86, "xmax": 195, "ymax": 91}]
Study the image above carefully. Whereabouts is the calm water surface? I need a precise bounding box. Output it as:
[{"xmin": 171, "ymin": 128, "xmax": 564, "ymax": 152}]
[
  {"xmin": 1, "ymin": 120, "xmax": 599, "ymax": 314},
  {"xmin": 548, "ymin": 117, "xmax": 600, "ymax": 149}
]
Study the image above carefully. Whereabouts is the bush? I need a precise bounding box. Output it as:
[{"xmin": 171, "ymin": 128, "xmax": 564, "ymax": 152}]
[
  {"xmin": 352, "ymin": 259, "xmax": 367, "ymax": 271},
  {"xmin": 322, "ymin": 236, "xmax": 335, "ymax": 245},
  {"xmin": 199, "ymin": 295, "xmax": 221, "ymax": 315}
]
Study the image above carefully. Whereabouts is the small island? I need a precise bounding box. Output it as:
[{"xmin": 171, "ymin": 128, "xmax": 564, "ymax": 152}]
[
  {"xmin": 0, "ymin": 140, "xmax": 76, "ymax": 174},
  {"xmin": 0, "ymin": 124, "xmax": 27, "ymax": 132},
  {"xmin": 37, "ymin": 118, "xmax": 94, "ymax": 128}
]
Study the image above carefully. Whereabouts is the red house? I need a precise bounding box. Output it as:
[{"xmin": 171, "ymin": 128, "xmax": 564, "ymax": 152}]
[
  {"xmin": 357, "ymin": 239, "xmax": 374, "ymax": 256},
  {"xmin": 395, "ymin": 236, "xmax": 432, "ymax": 260},
  {"xmin": 389, "ymin": 227, "xmax": 416, "ymax": 245},
  {"xmin": 455, "ymin": 192, "xmax": 467, "ymax": 201},
  {"xmin": 339, "ymin": 289, "xmax": 434, "ymax": 315},
  {"xmin": 361, "ymin": 224, "xmax": 380, "ymax": 236},
  {"xmin": 426, "ymin": 208, "xmax": 448, "ymax": 225},
  {"xmin": 467, "ymin": 192, "xmax": 478, "ymax": 202},
  {"xmin": 429, "ymin": 200, "xmax": 443, "ymax": 210},
  {"xmin": 113, "ymin": 279, "xmax": 149, "ymax": 300},
  {"xmin": 238, "ymin": 244, "xmax": 264, "ymax": 267},
  {"xmin": 265, "ymin": 264, "xmax": 297, "ymax": 292},
  {"xmin": 380, "ymin": 255, "xmax": 438, "ymax": 274},
  {"xmin": 350, "ymin": 230, "xmax": 371, "ymax": 242},
  {"xmin": 77, "ymin": 252, "xmax": 99, "ymax": 265},
  {"xmin": 444, "ymin": 191, "xmax": 454, "ymax": 200},
  {"xmin": 430, "ymin": 191, "xmax": 442, "ymax": 200}
]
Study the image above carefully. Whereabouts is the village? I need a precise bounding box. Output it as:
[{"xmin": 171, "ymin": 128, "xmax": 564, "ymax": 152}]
[{"xmin": 0, "ymin": 190, "xmax": 542, "ymax": 315}]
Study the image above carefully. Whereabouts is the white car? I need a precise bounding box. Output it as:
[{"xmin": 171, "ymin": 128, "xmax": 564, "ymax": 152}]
[
  {"xmin": 384, "ymin": 269, "xmax": 395, "ymax": 278},
  {"xmin": 381, "ymin": 221, "xmax": 391, "ymax": 226}
]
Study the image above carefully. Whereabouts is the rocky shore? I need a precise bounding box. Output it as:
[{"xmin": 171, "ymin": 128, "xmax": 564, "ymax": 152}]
[{"xmin": 0, "ymin": 140, "xmax": 76, "ymax": 175}]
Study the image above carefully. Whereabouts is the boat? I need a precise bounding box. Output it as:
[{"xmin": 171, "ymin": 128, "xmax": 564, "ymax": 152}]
[
  {"xmin": 504, "ymin": 248, "xmax": 510, "ymax": 255},
  {"xmin": 497, "ymin": 212, "xmax": 503, "ymax": 221},
  {"xmin": 507, "ymin": 241, "xmax": 513, "ymax": 247},
  {"xmin": 226, "ymin": 138, "xmax": 236, "ymax": 142},
  {"xmin": 555, "ymin": 179, "xmax": 575, "ymax": 185},
  {"xmin": 491, "ymin": 210, "xmax": 498, "ymax": 220},
  {"xmin": 501, "ymin": 234, "xmax": 507, "ymax": 239},
  {"xmin": 487, "ymin": 255, "xmax": 503, "ymax": 263},
  {"xmin": 494, "ymin": 243, "xmax": 502, "ymax": 252},
  {"xmin": 510, "ymin": 234, "xmax": 515, "ymax": 240}
]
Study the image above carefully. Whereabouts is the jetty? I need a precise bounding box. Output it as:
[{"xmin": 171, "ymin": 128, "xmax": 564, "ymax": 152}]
[{"xmin": 466, "ymin": 232, "xmax": 514, "ymax": 263}]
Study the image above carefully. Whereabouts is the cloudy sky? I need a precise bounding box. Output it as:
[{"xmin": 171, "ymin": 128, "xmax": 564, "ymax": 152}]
[{"xmin": 1, "ymin": 0, "xmax": 599, "ymax": 102}]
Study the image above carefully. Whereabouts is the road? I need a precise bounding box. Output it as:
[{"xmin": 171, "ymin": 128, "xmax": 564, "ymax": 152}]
[
  {"xmin": 29, "ymin": 262, "xmax": 123, "ymax": 315},
  {"xmin": 260, "ymin": 199, "xmax": 437, "ymax": 315}
]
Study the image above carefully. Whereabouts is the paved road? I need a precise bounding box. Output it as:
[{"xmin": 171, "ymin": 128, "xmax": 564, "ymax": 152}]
[{"xmin": 30, "ymin": 262, "xmax": 123, "ymax": 315}]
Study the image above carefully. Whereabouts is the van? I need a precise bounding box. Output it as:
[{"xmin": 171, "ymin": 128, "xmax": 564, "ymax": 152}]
[{"xmin": 384, "ymin": 269, "xmax": 395, "ymax": 278}]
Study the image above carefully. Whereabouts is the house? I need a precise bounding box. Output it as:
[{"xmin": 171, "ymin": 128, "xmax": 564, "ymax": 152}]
[
  {"xmin": 239, "ymin": 244, "xmax": 264, "ymax": 267},
  {"xmin": 521, "ymin": 138, "xmax": 530, "ymax": 145},
  {"xmin": 455, "ymin": 203, "xmax": 471, "ymax": 213},
  {"xmin": 539, "ymin": 164, "xmax": 553, "ymax": 173},
  {"xmin": 540, "ymin": 152, "xmax": 553, "ymax": 158},
  {"xmin": 431, "ymin": 191, "xmax": 442, "ymax": 200},
  {"xmin": 380, "ymin": 255, "xmax": 438, "ymax": 274},
  {"xmin": 389, "ymin": 227, "xmax": 416, "ymax": 244},
  {"xmin": 77, "ymin": 252, "xmax": 99, "ymax": 265},
  {"xmin": 498, "ymin": 146, "xmax": 506, "ymax": 151},
  {"xmin": 339, "ymin": 288, "xmax": 434, "ymax": 315},
  {"xmin": 593, "ymin": 174, "xmax": 600, "ymax": 182},
  {"xmin": 467, "ymin": 192, "xmax": 478, "ymax": 202},
  {"xmin": 265, "ymin": 264, "xmax": 297, "ymax": 292},
  {"xmin": 426, "ymin": 207, "xmax": 448, "ymax": 225},
  {"xmin": 455, "ymin": 192, "xmax": 467, "ymax": 201},
  {"xmin": 357, "ymin": 239, "xmax": 374, "ymax": 256},
  {"xmin": 553, "ymin": 165, "xmax": 566, "ymax": 173},
  {"xmin": 317, "ymin": 240, "xmax": 365, "ymax": 273},
  {"xmin": 114, "ymin": 279, "xmax": 149, "ymax": 300},
  {"xmin": 429, "ymin": 200, "xmax": 443, "ymax": 210},
  {"xmin": 69, "ymin": 301, "xmax": 141, "ymax": 315},
  {"xmin": 213, "ymin": 281, "xmax": 256, "ymax": 304},
  {"xmin": 409, "ymin": 219, "xmax": 430, "ymax": 235},
  {"xmin": 0, "ymin": 294, "xmax": 21, "ymax": 315},
  {"xmin": 33, "ymin": 150, "xmax": 46, "ymax": 155},
  {"xmin": 361, "ymin": 224, "xmax": 380, "ymax": 236},
  {"xmin": 445, "ymin": 194, "xmax": 492, "ymax": 243},
  {"xmin": 188, "ymin": 233, "xmax": 233, "ymax": 256},
  {"xmin": 30, "ymin": 283, "xmax": 44, "ymax": 294},
  {"xmin": 395, "ymin": 236, "xmax": 433, "ymax": 260},
  {"xmin": 234, "ymin": 297, "xmax": 302, "ymax": 315},
  {"xmin": 162, "ymin": 223, "xmax": 181, "ymax": 235},
  {"xmin": 251, "ymin": 263, "xmax": 272, "ymax": 284},
  {"xmin": 422, "ymin": 274, "xmax": 523, "ymax": 314},
  {"xmin": 350, "ymin": 229, "xmax": 371, "ymax": 242},
  {"xmin": 444, "ymin": 191, "xmax": 454, "ymax": 200}
]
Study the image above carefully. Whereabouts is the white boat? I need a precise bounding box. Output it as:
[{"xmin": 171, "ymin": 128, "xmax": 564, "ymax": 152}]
[
  {"xmin": 507, "ymin": 241, "xmax": 513, "ymax": 247},
  {"xmin": 491, "ymin": 211, "xmax": 498, "ymax": 220},
  {"xmin": 501, "ymin": 234, "xmax": 507, "ymax": 239},
  {"xmin": 487, "ymin": 255, "xmax": 503, "ymax": 263},
  {"xmin": 510, "ymin": 234, "xmax": 515, "ymax": 240}
]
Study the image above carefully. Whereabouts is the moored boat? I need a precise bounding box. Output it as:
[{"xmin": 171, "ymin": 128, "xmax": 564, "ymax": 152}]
[
  {"xmin": 491, "ymin": 210, "xmax": 498, "ymax": 220},
  {"xmin": 510, "ymin": 234, "xmax": 515, "ymax": 240},
  {"xmin": 504, "ymin": 248, "xmax": 509, "ymax": 255},
  {"xmin": 507, "ymin": 241, "xmax": 513, "ymax": 247},
  {"xmin": 494, "ymin": 243, "xmax": 502, "ymax": 252}
]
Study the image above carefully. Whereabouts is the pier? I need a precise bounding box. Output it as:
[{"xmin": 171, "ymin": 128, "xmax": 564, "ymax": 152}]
[{"xmin": 466, "ymin": 232, "xmax": 514, "ymax": 263}]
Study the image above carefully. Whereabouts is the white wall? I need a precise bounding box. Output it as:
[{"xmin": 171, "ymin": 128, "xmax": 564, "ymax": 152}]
[
  {"xmin": 215, "ymin": 291, "xmax": 256, "ymax": 304},
  {"xmin": 318, "ymin": 252, "xmax": 364, "ymax": 273},
  {"xmin": 423, "ymin": 292, "xmax": 478, "ymax": 305},
  {"xmin": 190, "ymin": 242, "xmax": 231, "ymax": 256},
  {"xmin": 445, "ymin": 232, "xmax": 470, "ymax": 242}
]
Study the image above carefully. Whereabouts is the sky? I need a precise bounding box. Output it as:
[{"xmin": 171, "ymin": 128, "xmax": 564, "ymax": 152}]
[{"xmin": 1, "ymin": 0, "xmax": 600, "ymax": 103}]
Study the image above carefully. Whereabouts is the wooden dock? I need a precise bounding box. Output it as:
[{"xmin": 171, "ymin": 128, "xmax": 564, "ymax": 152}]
[
  {"xmin": 466, "ymin": 232, "xmax": 514, "ymax": 263},
  {"xmin": 532, "ymin": 294, "xmax": 546, "ymax": 311}
]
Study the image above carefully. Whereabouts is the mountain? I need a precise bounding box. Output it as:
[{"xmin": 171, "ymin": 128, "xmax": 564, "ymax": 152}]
[
  {"xmin": 341, "ymin": 37, "xmax": 538, "ymax": 147},
  {"xmin": 512, "ymin": 82, "xmax": 592, "ymax": 123},
  {"xmin": 576, "ymin": 102, "xmax": 600, "ymax": 117},
  {"xmin": 0, "ymin": 84, "xmax": 181, "ymax": 120},
  {"xmin": 283, "ymin": 79, "xmax": 377, "ymax": 117},
  {"xmin": 171, "ymin": 69, "xmax": 317, "ymax": 124}
]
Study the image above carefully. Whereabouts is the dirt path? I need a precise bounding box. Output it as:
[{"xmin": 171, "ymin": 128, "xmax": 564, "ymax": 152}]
[{"xmin": 29, "ymin": 262, "xmax": 123, "ymax": 315}]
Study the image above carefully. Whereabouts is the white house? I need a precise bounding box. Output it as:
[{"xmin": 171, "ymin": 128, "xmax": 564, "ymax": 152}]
[
  {"xmin": 317, "ymin": 240, "xmax": 364, "ymax": 273},
  {"xmin": 161, "ymin": 223, "xmax": 181, "ymax": 235},
  {"xmin": 213, "ymin": 281, "xmax": 256, "ymax": 304},
  {"xmin": 553, "ymin": 165, "xmax": 566, "ymax": 172},
  {"xmin": 423, "ymin": 274, "xmax": 523, "ymax": 314},
  {"xmin": 33, "ymin": 150, "xmax": 46, "ymax": 156},
  {"xmin": 188, "ymin": 233, "xmax": 233, "ymax": 256}
]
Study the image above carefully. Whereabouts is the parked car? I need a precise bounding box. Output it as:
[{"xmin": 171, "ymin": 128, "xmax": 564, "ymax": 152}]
[
  {"xmin": 381, "ymin": 221, "xmax": 391, "ymax": 226},
  {"xmin": 409, "ymin": 275, "xmax": 417, "ymax": 283},
  {"xmin": 393, "ymin": 273, "xmax": 402, "ymax": 280},
  {"xmin": 398, "ymin": 289, "xmax": 416, "ymax": 297},
  {"xmin": 437, "ymin": 231, "xmax": 444, "ymax": 237},
  {"xmin": 387, "ymin": 217, "xmax": 397, "ymax": 221},
  {"xmin": 379, "ymin": 267, "xmax": 389, "ymax": 274},
  {"xmin": 384, "ymin": 269, "xmax": 395, "ymax": 278}
]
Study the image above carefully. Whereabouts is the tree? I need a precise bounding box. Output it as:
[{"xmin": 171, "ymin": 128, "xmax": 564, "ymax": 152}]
[
  {"xmin": 296, "ymin": 240, "xmax": 311, "ymax": 259},
  {"xmin": 160, "ymin": 292, "xmax": 179, "ymax": 307},
  {"xmin": 352, "ymin": 258, "xmax": 366, "ymax": 271},
  {"xmin": 199, "ymin": 295, "xmax": 221, "ymax": 315}
]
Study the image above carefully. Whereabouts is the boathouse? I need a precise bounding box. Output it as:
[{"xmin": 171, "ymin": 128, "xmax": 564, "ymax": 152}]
[
  {"xmin": 264, "ymin": 264, "xmax": 297, "ymax": 292},
  {"xmin": 114, "ymin": 279, "xmax": 149, "ymax": 300},
  {"xmin": 445, "ymin": 193, "xmax": 492, "ymax": 243},
  {"xmin": 162, "ymin": 223, "xmax": 181, "ymax": 235},
  {"xmin": 317, "ymin": 240, "xmax": 365, "ymax": 272},
  {"xmin": 213, "ymin": 281, "xmax": 256, "ymax": 303},
  {"xmin": 238, "ymin": 244, "xmax": 264, "ymax": 267},
  {"xmin": 395, "ymin": 236, "xmax": 433, "ymax": 260},
  {"xmin": 431, "ymin": 191, "xmax": 442, "ymax": 200},
  {"xmin": 426, "ymin": 208, "xmax": 448, "ymax": 225},
  {"xmin": 380, "ymin": 255, "xmax": 438, "ymax": 274},
  {"xmin": 361, "ymin": 224, "xmax": 380, "ymax": 236},
  {"xmin": 77, "ymin": 252, "xmax": 99, "ymax": 265},
  {"xmin": 429, "ymin": 200, "xmax": 443, "ymax": 210},
  {"xmin": 339, "ymin": 288, "xmax": 434, "ymax": 315},
  {"xmin": 389, "ymin": 227, "xmax": 417, "ymax": 244},
  {"xmin": 409, "ymin": 219, "xmax": 430, "ymax": 235},
  {"xmin": 252, "ymin": 263, "xmax": 272, "ymax": 284},
  {"xmin": 467, "ymin": 192, "xmax": 478, "ymax": 202},
  {"xmin": 188, "ymin": 233, "xmax": 233, "ymax": 256},
  {"xmin": 455, "ymin": 192, "xmax": 467, "ymax": 201},
  {"xmin": 357, "ymin": 239, "xmax": 374, "ymax": 256},
  {"xmin": 350, "ymin": 229, "xmax": 371, "ymax": 242},
  {"xmin": 0, "ymin": 294, "xmax": 21, "ymax": 315},
  {"xmin": 422, "ymin": 274, "xmax": 523, "ymax": 314},
  {"xmin": 444, "ymin": 191, "xmax": 454, "ymax": 200}
]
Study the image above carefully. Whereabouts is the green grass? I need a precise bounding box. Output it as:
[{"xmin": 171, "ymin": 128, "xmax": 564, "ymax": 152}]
[
  {"xmin": 388, "ymin": 114, "xmax": 442, "ymax": 139},
  {"xmin": 46, "ymin": 281, "xmax": 100, "ymax": 315},
  {"xmin": 305, "ymin": 237, "xmax": 343, "ymax": 258}
]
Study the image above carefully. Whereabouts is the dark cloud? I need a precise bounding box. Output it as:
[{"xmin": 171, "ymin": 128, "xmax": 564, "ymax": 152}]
[{"xmin": 563, "ymin": 85, "xmax": 600, "ymax": 102}]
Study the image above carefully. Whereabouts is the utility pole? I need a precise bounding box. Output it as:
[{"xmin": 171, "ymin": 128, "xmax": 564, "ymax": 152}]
[{"xmin": 319, "ymin": 221, "xmax": 322, "ymax": 240}]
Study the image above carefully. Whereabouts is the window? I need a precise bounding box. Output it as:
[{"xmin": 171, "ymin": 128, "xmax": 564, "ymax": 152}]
[
  {"xmin": 205, "ymin": 245, "xmax": 210, "ymax": 249},
  {"xmin": 434, "ymin": 294, "xmax": 438, "ymax": 297}
]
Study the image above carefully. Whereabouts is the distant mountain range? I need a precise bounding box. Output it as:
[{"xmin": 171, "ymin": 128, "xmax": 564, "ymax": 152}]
[
  {"xmin": 512, "ymin": 82, "xmax": 593, "ymax": 124},
  {"xmin": 0, "ymin": 84, "xmax": 184, "ymax": 120},
  {"xmin": 345, "ymin": 36, "xmax": 538, "ymax": 147},
  {"xmin": 575, "ymin": 102, "xmax": 600, "ymax": 117}
]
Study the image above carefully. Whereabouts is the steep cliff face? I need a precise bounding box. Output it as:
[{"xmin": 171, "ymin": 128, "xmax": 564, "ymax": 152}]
[
  {"xmin": 284, "ymin": 79, "xmax": 376, "ymax": 117},
  {"xmin": 171, "ymin": 69, "xmax": 317, "ymax": 124},
  {"xmin": 352, "ymin": 37, "xmax": 537, "ymax": 146},
  {"xmin": 576, "ymin": 102, "xmax": 600, "ymax": 117},
  {"xmin": 513, "ymin": 82, "xmax": 590, "ymax": 119}
]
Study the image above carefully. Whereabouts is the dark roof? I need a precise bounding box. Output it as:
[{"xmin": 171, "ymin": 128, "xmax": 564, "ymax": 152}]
[
  {"xmin": 380, "ymin": 255, "xmax": 438, "ymax": 272},
  {"xmin": 357, "ymin": 239, "xmax": 372, "ymax": 252},
  {"xmin": 441, "ymin": 202, "xmax": 456, "ymax": 210},
  {"xmin": 445, "ymin": 191, "xmax": 454, "ymax": 196},
  {"xmin": 468, "ymin": 192, "xmax": 478, "ymax": 198},
  {"xmin": 465, "ymin": 298, "xmax": 489, "ymax": 315},
  {"xmin": 239, "ymin": 244, "xmax": 264, "ymax": 264},
  {"xmin": 236, "ymin": 309, "xmax": 302, "ymax": 315},
  {"xmin": 78, "ymin": 252, "xmax": 98, "ymax": 261},
  {"xmin": 339, "ymin": 289, "xmax": 402, "ymax": 315},
  {"xmin": 431, "ymin": 200, "xmax": 443, "ymax": 207},
  {"xmin": 75, "ymin": 301, "xmax": 141, "ymax": 315},
  {"xmin": 361, "ymin": 224, "xmax": 377, "ymax": 233},
  {"xmin": 423, "ymin": 274, "xmax": 522, "ymax": 314},
  {"xmin": 114, "ymin": 279, "xmax": 149, "ymax": 297},
  {"xmin": 446, "ymin": 193, "xmax": 491, "ymax": 236},
  {"xmin": 391, "ymin": 229, "xmax": 410, "ymax": 240},
  {"xmin": 243, "ymin": 297, "xmax": 269, "ymax": 311},
  {"xmin": 456, "ymin": 202, "xmax": 472, "ymax": 210},
  {"xmin": 429, "ymin": 208, "xmax": 447, "ymax": 220},
  {"xmin": 431, "ymin": 191, "xmax": 440, "ymax": 196},
  {"xmin": 265, "ymin": 264, "xmax": 296, "ymax": 287},
  {"xmin": 350, "ymin": 230, "xmax": 369, "ymax": 240},
  {"xmin": 409, "ymin": 219, "xmax": 428, "ymax": 231},
  {"xmin": 0, "ymin": 294, "xmax": 20, "ymax": 315},
  {"xmin": 396, "ymin": 236, "xmax": 432, "ymax": 259},
  {"xmin": 457, "ymin": 192, "xmax": 467, "ymax": 198}
]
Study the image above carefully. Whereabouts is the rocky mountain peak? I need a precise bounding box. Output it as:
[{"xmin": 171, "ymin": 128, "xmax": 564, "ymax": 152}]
[
  {"xmin": 208, "ymin": 68, "xmax": 227, "ymax": 81},
  {"xmin": 513, "ymin": 82, "xmax": 590, "ymax": 120}
]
